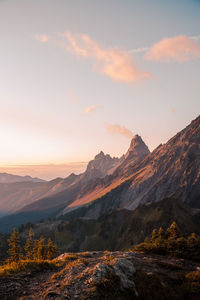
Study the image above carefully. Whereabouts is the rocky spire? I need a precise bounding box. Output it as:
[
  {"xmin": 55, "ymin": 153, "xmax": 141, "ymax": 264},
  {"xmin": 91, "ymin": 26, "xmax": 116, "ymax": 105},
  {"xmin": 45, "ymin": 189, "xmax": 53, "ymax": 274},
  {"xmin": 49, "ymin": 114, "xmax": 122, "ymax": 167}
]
[
  {"xmin": 125, "ymin": 135, "xmax": 150, "ymax": 160},
  {"xmin": 85, "ymin": 151, "xmax": 119, "ymax": 179}
]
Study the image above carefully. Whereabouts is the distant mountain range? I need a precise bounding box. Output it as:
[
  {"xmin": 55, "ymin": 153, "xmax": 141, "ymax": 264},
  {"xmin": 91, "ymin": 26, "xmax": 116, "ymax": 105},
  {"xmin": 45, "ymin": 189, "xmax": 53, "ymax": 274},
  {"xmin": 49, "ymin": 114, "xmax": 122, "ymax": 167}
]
[
  {"xmin": 0, "ymin": 115, "xmax": 199, "ymax": 232},
  {"xmin": 0, "ymin": 150, "xmax": 121, "ymax": 222},
  {"xmin": 0, "ymin": 173, "xmax": 45, "ymax": 184}
]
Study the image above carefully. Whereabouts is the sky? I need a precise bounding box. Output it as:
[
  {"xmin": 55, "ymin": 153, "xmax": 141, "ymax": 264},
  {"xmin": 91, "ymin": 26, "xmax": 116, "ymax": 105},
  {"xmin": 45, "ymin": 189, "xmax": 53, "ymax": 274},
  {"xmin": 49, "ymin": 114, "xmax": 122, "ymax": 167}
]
[{"xmin": 0, "ymin": 0, "xmax": 200, "ymax": 179}]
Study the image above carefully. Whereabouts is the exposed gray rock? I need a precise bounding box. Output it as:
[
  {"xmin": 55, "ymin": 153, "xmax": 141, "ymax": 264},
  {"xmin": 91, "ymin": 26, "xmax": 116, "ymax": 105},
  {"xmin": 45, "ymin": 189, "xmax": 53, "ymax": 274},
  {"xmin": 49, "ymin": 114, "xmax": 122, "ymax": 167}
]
[
  {"xmin": 87, "ymin": 257, "xmax": 137, "ymax": 293},
  {"xmin": 84, "ymin": 151, "xmax": 120, "ymax": 180}
]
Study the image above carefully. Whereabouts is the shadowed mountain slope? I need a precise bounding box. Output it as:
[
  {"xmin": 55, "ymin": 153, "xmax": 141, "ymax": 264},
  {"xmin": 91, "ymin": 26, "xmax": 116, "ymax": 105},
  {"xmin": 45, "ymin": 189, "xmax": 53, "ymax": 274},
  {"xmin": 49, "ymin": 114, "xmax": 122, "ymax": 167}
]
[
  {"xmin": 0, "ymin": 175, "xmax": 81, "ymax": 216},
  {"xmin": 16, "ymin": 197, "xmax": 200, "ymax": 253}
]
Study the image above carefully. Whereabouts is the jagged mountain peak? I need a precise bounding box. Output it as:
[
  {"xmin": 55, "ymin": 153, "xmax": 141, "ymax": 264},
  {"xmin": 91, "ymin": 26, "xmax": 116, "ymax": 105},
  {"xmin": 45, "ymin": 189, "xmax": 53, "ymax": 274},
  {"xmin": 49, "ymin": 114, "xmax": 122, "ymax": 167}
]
[
  {"xmin": 125, "ymin": 134, "xmax": 150, "ymax": 160},
  {"xmin": 129, "ymin": 134, "xmax": 146, "ymax": 148},
  {"xmin": 84, "ymin": 151, "xmax": 119, "ymax": 179},
  {"xmin": 94, "ymin": 151, "xmax": 107, "ymax": 160}
]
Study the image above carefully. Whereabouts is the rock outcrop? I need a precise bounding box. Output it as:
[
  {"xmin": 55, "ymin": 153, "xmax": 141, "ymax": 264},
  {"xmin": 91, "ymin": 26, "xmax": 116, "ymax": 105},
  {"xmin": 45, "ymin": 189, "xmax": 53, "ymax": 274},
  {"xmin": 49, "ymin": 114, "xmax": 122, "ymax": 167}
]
[{"xmin": 124, "ymin": 135, "xmax": 150, "ymax": 161}]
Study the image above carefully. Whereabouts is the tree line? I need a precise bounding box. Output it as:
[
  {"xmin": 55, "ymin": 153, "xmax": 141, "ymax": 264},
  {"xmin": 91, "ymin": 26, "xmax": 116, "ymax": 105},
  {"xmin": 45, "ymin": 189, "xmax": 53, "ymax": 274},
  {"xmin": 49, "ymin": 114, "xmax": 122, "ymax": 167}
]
[
  {"xmin": 7, "ymin": 228, "xmax": 58, "ymax": 263},
  {"xmin": 133, "ymin": 221, "xmax": 200, "ymax": 261}
]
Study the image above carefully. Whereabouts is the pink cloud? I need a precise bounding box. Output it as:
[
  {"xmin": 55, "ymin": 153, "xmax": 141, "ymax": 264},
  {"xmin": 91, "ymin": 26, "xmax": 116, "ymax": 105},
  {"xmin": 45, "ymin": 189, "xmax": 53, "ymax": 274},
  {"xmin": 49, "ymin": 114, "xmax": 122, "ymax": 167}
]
[
  {"xmin": 105, "ymin": 123, "xmax": 133, "ymax": 139},
  {"xmin": 145, "ymin": 35, "xmax": 200, "ymax": 62},
  {"xmin": 34, "ymin": 34, "xmax": 49, "ymax": 43},
  {"xmin": 62, "ymin": 31, "xmax": 152, "ymax": 83}
]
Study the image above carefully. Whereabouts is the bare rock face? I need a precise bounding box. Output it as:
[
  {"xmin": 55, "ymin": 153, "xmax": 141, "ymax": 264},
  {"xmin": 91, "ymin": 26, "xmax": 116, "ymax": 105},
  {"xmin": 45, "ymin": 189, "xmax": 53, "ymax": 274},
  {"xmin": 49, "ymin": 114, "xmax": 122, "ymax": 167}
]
[
  {"xmin": 87, "ymin": 257, "xmax": 136, "ymax": 292},
  {"xmin": 84, "ymin": 151, "xmax": 120, "ymax": 180},
  {"xmin": 109, "ymin": 135, "xmax": 150, "ymax": 176},
  {"xmin": 122, "ymin": 115, "xmax": 200, "ymax": 209},
  {"xmin": 125, "ymin": 135, "xmax": 150, "ymax": 161}
]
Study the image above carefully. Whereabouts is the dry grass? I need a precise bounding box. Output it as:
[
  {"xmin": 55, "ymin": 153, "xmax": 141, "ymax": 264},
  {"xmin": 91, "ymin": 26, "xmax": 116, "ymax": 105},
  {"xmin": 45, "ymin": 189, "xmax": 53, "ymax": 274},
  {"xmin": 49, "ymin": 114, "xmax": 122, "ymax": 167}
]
[
  {"xmin": 0, "ymin": 259, "xmax": 57, "ymax": 276},
  {"xmin": 51, "ymin": 256, "xmax": 89, "ymax": 281}
]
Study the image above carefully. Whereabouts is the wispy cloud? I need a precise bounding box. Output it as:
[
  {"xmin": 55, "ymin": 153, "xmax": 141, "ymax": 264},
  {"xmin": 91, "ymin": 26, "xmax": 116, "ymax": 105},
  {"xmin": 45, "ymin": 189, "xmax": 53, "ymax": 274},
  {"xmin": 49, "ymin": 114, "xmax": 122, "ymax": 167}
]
[
  {"xmin": 129, "ymin": 35, "xmax": 200, "ymax": 55},
  {"xmin": 60, "ymin": 31, "xmax": 152, "ymax": 83},
  {"xmin": 105, "ymin": 122, "xmax": 133, "ymax": 139},
  {"xmin": 34, "ymin": 34, "xmax": 49, "ymax": 43},
  {"xmin": 144, "ymin": 35, "xmax": 200, "ymax": 62},
  {"xmin": 84, "ymin": 105, "xmax": 102, "ymax": 114}
]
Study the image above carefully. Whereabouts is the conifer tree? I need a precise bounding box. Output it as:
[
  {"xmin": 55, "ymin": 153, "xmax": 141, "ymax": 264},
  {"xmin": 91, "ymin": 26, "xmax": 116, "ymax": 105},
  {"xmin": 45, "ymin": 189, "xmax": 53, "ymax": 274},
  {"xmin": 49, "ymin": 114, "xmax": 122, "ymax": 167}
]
[
  {"xmin": 25, "ymin": 227, "xmax": 34, "ymax": 259},
  {"xmin": 187, "ymin": 233, "xmax": 200, "ymax": 250},
  {"xmin": 155, "ymin": 227, "xmax": 166, "ymax": 250},
  {"xmin": 151, "ymin": 229, "xmax": 158, "ymax": 242},
  {"xmin": 46, "ymin": 238, "xmax": 58, "ymax": 260},
  {"xmin": 188, "ymin": 233, "xmax": 198, "ymax": 245},
  {"xmin": 158, "ymin": 227, "xmax": 165, "ymax": 238},
  {"xmin": 33, "ymin": 239, "xmax": 39, "ymax": 260},
  {"xmin": 167, "ymin": 221, "xmax": 180, "ymax": 240},
  {"xmin": 7, "ymin": 229, "xmax": 23, "ymax": 262},
  {"xmin": 35, "ymin": 237, "xmax": 46, "ymax": 260}
]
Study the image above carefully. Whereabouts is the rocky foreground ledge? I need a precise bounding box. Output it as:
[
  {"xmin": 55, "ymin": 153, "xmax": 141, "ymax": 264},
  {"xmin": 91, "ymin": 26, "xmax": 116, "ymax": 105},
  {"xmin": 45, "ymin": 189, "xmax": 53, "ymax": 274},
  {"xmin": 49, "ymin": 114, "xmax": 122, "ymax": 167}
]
[{"xmin": 0, "ymin": 251, "xmax": 200, "ymax": 299}]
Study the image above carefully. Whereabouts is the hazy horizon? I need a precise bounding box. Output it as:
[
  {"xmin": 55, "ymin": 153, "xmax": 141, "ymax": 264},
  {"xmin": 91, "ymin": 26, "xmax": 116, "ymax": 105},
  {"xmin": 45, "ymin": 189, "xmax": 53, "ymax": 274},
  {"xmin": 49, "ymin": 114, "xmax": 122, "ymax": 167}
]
[{"xmin": 0, "ymin": 162, "xmax": 88, "ymax": 180}]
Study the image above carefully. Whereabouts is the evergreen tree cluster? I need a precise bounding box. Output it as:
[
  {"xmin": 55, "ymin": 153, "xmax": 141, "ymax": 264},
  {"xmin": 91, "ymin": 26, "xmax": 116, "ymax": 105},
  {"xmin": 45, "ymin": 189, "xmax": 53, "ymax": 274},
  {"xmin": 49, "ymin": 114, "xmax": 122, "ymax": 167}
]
[
  {"xmin": 7, "ymin": 228, "xmax": 58, "ymax": 263},
  {"xmin": 133, "ymin": 221, "xmax": 200, "ymax": 260}
]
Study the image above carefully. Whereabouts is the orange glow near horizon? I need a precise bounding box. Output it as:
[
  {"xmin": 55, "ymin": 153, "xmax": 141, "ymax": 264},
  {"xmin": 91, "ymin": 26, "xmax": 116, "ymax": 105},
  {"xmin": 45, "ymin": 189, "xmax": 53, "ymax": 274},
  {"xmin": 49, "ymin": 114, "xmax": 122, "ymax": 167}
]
[{"xmin": 0, "ymin": 163, "xmax": 88, "ymax": 180}]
